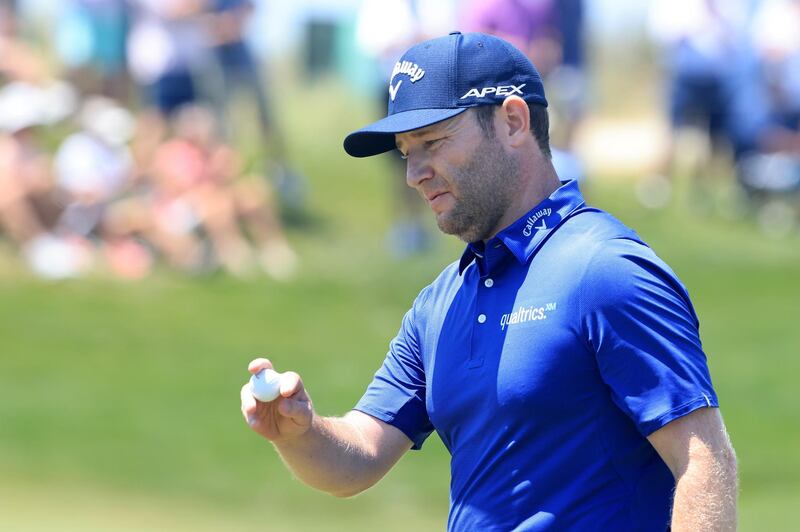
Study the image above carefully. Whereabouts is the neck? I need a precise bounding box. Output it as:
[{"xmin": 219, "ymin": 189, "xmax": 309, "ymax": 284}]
[{"xmin": 485, "ymin": 159, "xmax": 561, "ymax": 241}]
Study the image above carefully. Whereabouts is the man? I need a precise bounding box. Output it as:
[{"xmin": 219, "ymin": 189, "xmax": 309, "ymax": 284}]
[{"xmin": 241, "ymin": 32, "xmax": 738, "ymax": 531}]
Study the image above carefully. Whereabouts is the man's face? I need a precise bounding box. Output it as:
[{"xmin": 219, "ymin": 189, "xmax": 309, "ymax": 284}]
[{"xmin": 396, "ymin": 109, "xmax": 520, "ymax": 243}]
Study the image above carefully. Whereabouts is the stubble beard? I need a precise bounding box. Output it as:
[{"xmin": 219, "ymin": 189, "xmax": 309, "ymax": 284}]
[{"xmin": 436, "ymin": 135, "xmax": 520, "ymax": 243}]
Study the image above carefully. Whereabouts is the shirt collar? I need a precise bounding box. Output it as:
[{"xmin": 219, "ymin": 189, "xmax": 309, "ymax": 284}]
[{"xmin": 459, "ymin": 180, "xmax": 586, "ymax": 274}]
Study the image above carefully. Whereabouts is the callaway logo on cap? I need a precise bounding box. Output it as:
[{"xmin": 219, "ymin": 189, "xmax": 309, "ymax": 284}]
[{"xmin": 343, "ymin": 31, "xmax": 548, "ymax": 158}]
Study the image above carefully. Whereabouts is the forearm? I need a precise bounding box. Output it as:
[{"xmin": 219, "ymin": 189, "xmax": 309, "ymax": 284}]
[
  {"xmin": 671, "ymin": 445, "xmax": 738, "ymax": 531},
  {"xmin": 241, "ymin": 362, "xmax": 411, "ymax": 497},
  {"xmin": 272, "ymin": 412, "xmax": 389, "ymax": 497}
]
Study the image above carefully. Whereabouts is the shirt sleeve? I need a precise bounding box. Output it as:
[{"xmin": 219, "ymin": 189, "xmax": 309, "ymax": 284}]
[
  {"xmin": 353, "ymin": 295, "xmax": 434, "ymax": 450},
  {"xmin": 580, "ymin": 237, "xmax": 718, "ymax": 436}
]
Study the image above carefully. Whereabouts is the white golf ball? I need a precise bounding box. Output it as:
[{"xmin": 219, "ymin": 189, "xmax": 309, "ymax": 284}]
[{"xmin": 250, "ymin": 369, "xmax": 282, "ymax": 402}]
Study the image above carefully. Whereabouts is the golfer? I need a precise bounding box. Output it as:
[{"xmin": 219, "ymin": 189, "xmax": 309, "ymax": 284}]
[{"xmin": 241, "ymin": 32, "xmax": 737, "ymax": 531}]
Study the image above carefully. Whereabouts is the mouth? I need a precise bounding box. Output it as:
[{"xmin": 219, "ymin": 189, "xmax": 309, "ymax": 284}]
[
  {"xmin": 426, "ymin": 190, "xmax": 448, "ymax": 203},
  {"xmin": 426, "ymin": 191, "xmax": 452, "ymax": 212}
]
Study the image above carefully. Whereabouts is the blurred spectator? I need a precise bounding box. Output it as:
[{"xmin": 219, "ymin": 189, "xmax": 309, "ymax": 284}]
[
  {"xmin": 646, "ymin": 0, "xmax": 800, "ymax": 234},
  {"xmin": 736, "ymin": 0, "xmax": 800, "ymax": 235},
  {"xmin": 144, "ymin": 108, "xmax": 219, "ymax": 272},
  {"xmin": 0, "ymin": 0, "xmax": 50, "ymax": 84},
  {"xmin": 126, "ymin": 0, "xmax": 213, "ymax": 117},
  {"xmin": 0, "ymin": 82, "xmax": 92, "ymax": 278},
  {"xmin": 750, "ymin": 0, "xmax": 800, "ymax": 146},
  {"xmin": 203, "ymin": 0, "xmax": 270, "ymax": 141},
  {"xmin": 462, "ymin": 0, "xmax": 562, "ymax": 77},
  {"xmin": 0, "ymin": 83, "xmax": 57, "ymax": 247},
  {"xmin": 54, "ymin": 96, "xmax": 136, "ymax": 240},
  {"xmin": 202, "ymin": 0, "xmax": 308, "ymax": 220},
  {"xmin": 550, "ymin": 0, "xmax": 586, "ymax": 147},
  {"xmin": 51, "ymin": 96, "xmax": 154, "ymax": 278},
  {"xmin": 0, "ymin": 3, "xmax": 91, "ymax": 277},
  {"xmin": 643, "ymin": 0, "xmax": 754, "ymax": 208},
  {"xmin": 101, "ymin": 107, "xmax": 204, "ymax": 274},
  {"xmin": 54, "ymin": 0, "xmax": 131, "ymax": 101},
  {"xmin": 355, "ymin": 0, "xmax": 456, "ymax": 257}
]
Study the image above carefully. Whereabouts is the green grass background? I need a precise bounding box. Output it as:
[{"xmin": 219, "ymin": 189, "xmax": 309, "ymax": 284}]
[{"xmin": 1, "ymin": 78, "xmax": 799, "ymax": 531}]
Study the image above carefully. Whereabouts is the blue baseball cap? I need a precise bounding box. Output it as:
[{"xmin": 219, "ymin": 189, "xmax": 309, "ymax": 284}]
[{"xmin": 344, "ymin": 31, "xmax": 548, "ymax": 158}]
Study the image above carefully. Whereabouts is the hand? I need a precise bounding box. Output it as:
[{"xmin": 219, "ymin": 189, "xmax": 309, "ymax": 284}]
[{"xmin": 241, "ymin": 358, "xmax": 314, "ymax": 442}]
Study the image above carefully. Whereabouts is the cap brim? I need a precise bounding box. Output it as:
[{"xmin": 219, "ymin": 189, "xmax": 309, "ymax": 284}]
[{"xmin": 343, "ymin": 107, "xmax": 468, "ymax": 158}]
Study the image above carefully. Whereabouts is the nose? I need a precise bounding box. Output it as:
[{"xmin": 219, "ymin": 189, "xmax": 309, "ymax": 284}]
[{"xmin": 405, "ymin": 153, "xmax": 434, "ymax": 190}]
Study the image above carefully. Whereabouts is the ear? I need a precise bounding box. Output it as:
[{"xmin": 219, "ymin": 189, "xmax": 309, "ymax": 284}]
[{"xmin": 498, "ymin": 96, "xmax": 530, "ymax": 149}]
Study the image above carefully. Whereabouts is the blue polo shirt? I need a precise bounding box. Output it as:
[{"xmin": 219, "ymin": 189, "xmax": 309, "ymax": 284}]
[{"xmin": 354, "ymin": 180, "xmax": 718, "ymax": 531}]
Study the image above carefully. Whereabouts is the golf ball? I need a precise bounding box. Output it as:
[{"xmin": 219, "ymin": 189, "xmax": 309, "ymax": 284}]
[{"xmin": 250, "ymin": 368, "xmax": 282, "ymax": 402}]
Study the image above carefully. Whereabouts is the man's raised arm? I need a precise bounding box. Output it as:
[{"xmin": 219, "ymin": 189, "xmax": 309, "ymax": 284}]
[{"xmin": 240, "ymin": 358, "xmax": 413, "ymax": 497}]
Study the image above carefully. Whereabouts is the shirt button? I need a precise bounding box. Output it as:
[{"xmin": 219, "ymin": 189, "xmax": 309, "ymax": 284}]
[
  {"xmin": 477, "ymin": 314, "xmax": 487, "ymax": 324},
  {"xmin": 484, "ymin": 278, "xmax": 494, "ymax": 288}
]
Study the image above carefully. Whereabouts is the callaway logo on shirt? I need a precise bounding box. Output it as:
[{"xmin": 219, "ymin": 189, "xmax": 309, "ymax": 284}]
[{"xmin": 522, "ymin": 207, "xmax": 552, "ymax": 237}]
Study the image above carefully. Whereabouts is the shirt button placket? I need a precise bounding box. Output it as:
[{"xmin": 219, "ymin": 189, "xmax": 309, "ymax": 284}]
[
  {"xmin": 469, "ymin": 310, "xmax": 487, "ymax": 368},
  {"xmin": 469, "ymin": 273, "xmax": 489, "ymax": 368}
]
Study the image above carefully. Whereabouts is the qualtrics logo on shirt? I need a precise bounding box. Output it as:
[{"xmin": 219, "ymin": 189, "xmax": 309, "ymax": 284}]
[{"xmin": 500, "ymin": 302, "xmax": 557, "ymax": 330}]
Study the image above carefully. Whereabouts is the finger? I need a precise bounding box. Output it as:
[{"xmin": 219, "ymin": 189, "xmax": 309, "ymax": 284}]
[
  {"xmin": 240, "ymin": 382, "xmax": 258, "ymax": 416},
  {"xmin": 279, "ymin": 371, "xmax": 303, "ymax": 398},
  {"xmin": 278, "ymin": 396, "xmax": 312, "ymax": 421},
  {"xmin": 248, "ymin": 358, "xmax": 274, "ymax": 374}
]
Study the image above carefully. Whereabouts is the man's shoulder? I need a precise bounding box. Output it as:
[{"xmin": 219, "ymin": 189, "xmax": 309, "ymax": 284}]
[
  {"xmin": 561, "ymin": 208, "xmax": 676, "ymax": 273},
  {"xmin": 560, "ymin": 210, "xmax": 694, "ymax": 317},
  {"xmin": 534, "ymin": 208, "xmax": 649, "ymax": 270},
  {"xmin": 534, "ymin": 207, "xmax": 692, "ymax": 304},
  {"xmin": 559, "ymin": 208, "xmax": 644, "ymax": 247}
]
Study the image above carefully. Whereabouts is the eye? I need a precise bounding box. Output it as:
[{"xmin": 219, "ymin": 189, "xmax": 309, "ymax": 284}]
[{"xmin": 425, "ymin": 138, "xmax": 444, "ymax": 150}]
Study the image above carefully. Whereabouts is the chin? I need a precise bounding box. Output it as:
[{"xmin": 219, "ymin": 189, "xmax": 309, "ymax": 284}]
[{"xmin": 437, "ymin": 219, "xmax": 482, "ymax": 243}]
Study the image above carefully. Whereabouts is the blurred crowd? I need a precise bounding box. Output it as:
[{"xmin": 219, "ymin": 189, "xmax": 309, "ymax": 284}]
[
  {"xmin": 0, "ymin": 0, "xmax": 296, "ymax": 279},
  {"xmin": 1, "ymin": 0, "xmax": 799, "ymax": 280},
  {"xmin": 644, "ymin": 0, "xmax": 800, "ymax": 234}
]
